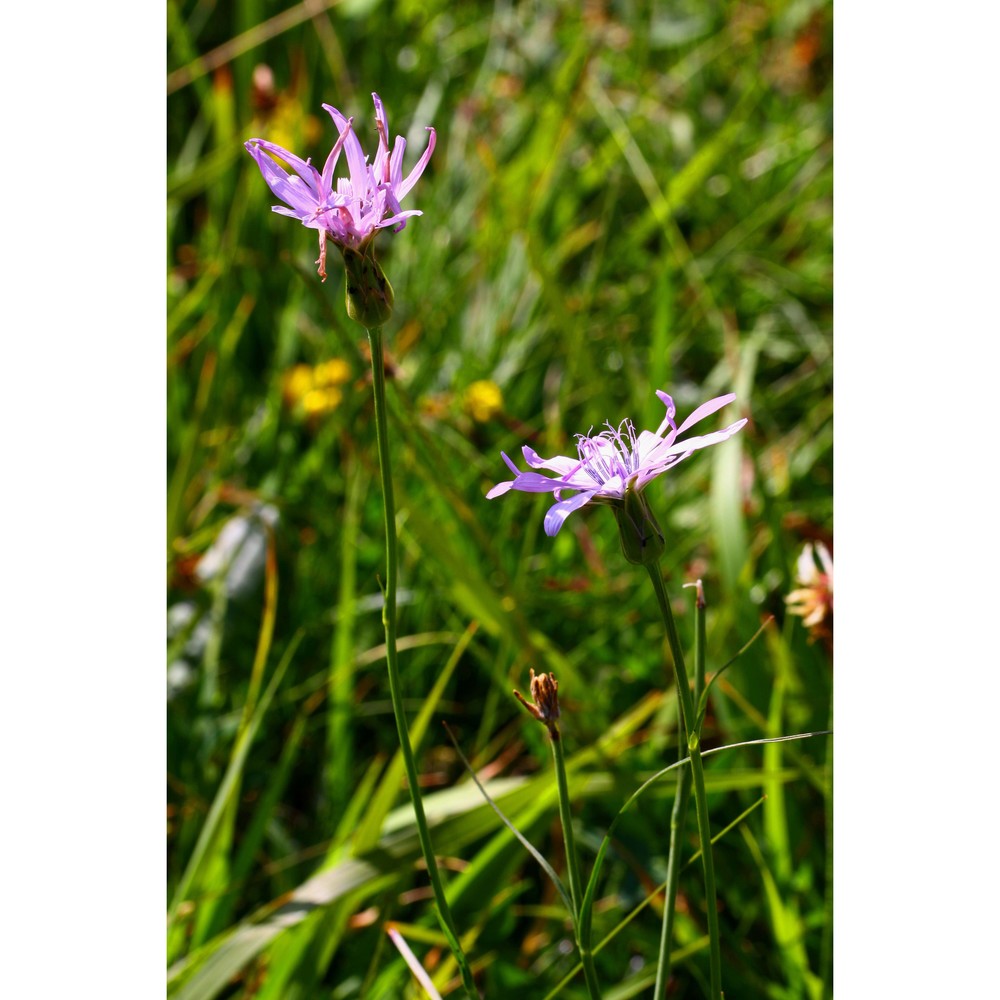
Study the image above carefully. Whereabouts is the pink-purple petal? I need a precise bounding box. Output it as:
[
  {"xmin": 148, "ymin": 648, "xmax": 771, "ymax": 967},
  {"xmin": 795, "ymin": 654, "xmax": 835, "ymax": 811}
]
[
  {"xmin": 248, "ymin": 139, "xmax": 322, "ymax": 193},
  {"xmin": 321, "ymin": 117, "xmax": 355, "ymax": 189},
  {"xmin": 644, "ymin": 419, "xmax": 748, "ymax": 465},
  {"xmin": 258, "ymin": 172, "xmax": 322, "ymax": 219},
  {"xmin": 543, "ymin": 492, "xmax": 597, "ymax": 536},
  {"xmin": 633, "ymin": 429, "xmax": 666, "ymax": 466},
  {"xmin": 389, "ymin": 137, "xmax": 406, "ymax": 189},
  {"xmin": 372, "ymin": 92, "xmax": 388, "ymax": 141},
  {"xmin": 249, "ymin": 97, "xmax": 434, "ymax": 254},
  {"xmin": 485, "ymin": 387, "xmax": 748, "ymax": 543},
  {"xmin": 322, "ymin": 104, "xmax": 369, "ymax": 195},
  {"xmin": 505, "ymin": 472, "xmax": 569, "ymax": 494},
  {"xmin": 380, "ymin": 209, "xmax": 423, "ymax": 233},
  {"xmin": 600, "ymin": 474, "xmax": 627, "ymax": 496},
  {"xmin": 654, "ymin": 391, "xmax": 678, "ymax": 436},
  {"xmin": 675, "ymin": 393, "xmax": 737, "ymax": 435},
  {"xmin": 398, "ymin": 127, "xmax": 436, "ymax": 199},
  {"xmin": 500, "ymin": 451, "xmax": 521, "ymax": 477},
  {"xmin": 271, "ymin": 207, "xmax": 325, "ymax": 231},
  {"xmin": 521, "ymin": 446, "xmax": 584, "ymax": 477}
]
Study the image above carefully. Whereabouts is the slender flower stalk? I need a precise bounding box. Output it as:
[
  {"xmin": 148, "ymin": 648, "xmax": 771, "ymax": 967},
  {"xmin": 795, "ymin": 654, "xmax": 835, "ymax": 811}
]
[
  {"xmin": 550, "ymin": 733, "xmax": 603, "ymax": 1000},
  {"xmin": 367, "ymin": 326, "xmax": 478, "ymax": 999},
  {"xmin": 691, "ymin": 580, "xmax": 707, "ymax": 706},
  {"xmin": 490, "ymin": 390, "xmax": 743, "ymax": 999},
  {"xmin": 654, "ymin": 579, "xmax": 703, "ymax": 996},
  {"xmin": 646, "ymin": 565, "xmax": 722, "ymax": 1000},
  {"xmin": 655, "ymin": 735, "xmax": 690, "ymax": 996},
  {"xmin": 514, "ymin": 672, "xmax": 602, "ymax": 999},
  {"xmin": 245, "ymin": 93, "xmax": 473, "ymax": 992}
]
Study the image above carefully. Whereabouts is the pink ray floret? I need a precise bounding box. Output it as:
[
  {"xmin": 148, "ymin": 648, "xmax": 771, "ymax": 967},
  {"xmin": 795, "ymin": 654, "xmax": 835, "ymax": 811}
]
[
  {"xmin": 245, "ymin": 93, "xmax": 436, "ymax": 277},
  {"xmin": 486, "ymin": 390, "xmax": 748, "ymax": 537}
]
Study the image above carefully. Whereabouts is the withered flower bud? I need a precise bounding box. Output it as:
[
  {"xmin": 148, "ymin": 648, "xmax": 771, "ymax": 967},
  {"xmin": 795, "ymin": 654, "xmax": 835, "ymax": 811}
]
[{"xmin": 513, "ymin": 669, "xmax": 561, "ymax": 736}]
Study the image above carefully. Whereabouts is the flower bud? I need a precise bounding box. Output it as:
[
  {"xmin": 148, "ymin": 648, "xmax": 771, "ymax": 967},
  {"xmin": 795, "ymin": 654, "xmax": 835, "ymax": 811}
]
[
  {"xmin": 341, "ymin": 243, "xmax": 394, "ymax": 328},
  {"xmin": 613, "ymin": 487, "xmax": 665, "ymax": 566},
  {"xmin": 513, "ymin": 669, "xmax": 561, "ymax": 735}
]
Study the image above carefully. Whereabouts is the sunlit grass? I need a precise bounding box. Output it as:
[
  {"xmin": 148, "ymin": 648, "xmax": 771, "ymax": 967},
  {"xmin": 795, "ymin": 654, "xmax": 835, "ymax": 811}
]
[{"xmin": 168, "ymin": 0, "xmax": 832, "ymax": 995}]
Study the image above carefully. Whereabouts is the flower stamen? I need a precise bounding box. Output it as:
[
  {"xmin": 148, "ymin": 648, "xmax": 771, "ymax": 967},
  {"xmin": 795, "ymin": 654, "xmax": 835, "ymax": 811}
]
[{"xmin": 316, "ymin": 231, "xmax": 328, "ymax": 282}]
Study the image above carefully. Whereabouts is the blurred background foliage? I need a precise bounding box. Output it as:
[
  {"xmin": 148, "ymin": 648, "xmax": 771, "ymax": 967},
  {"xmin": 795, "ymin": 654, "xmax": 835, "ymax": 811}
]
[{"xmin": 167, "ymin": 0, "xmax": 832, "ymax": 996}]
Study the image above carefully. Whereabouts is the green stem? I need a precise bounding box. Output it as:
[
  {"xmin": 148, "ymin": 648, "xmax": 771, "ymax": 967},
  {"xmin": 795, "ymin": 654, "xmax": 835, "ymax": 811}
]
[
  {"xmin": 694, "ymin": 581, "xmax": 706, "ymax": 708},
  {"xmin": 654, "ymin": 711, "xmax": 691, "ymax": 997},
  {"xmin": 366, "ymin": 326, "xmax": 478, "ymax": 999},
  {"xmin": 819, "ymin": 700, "xmax": 833, "ymax": 1000},
  {"xmin": 550, "ymin": 729, "xmax": 602, "ymax": 1000},
  {"xmin": 646, "ymin": 564, "xmax": 721, "ymax": 1000},
  {"xmin": 654, "ymin": 584, "xmax": 704, "ymax": 996}
]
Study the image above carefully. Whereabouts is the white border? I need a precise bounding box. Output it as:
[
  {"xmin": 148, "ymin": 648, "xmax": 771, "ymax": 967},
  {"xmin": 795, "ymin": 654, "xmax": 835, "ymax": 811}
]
[
  {"xmin": 836, "ymin": 1, "xmax": 1000, "ymax": 993},
  {"xmin": 2, "ymin": 2, "xmax": 163, "ymax": 994}
]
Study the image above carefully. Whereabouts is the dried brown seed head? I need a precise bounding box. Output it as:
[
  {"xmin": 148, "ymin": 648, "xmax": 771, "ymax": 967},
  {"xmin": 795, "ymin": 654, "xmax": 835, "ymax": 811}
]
[{"xmin": 513, "ymin": 669, "xmax": 561, "ymax": 734}]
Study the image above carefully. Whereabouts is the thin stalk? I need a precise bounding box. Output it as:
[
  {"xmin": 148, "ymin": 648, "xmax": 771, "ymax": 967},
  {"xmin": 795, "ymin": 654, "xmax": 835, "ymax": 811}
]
[
  {"xmin": 819, "ymin": 700, "xmax": 834, "ymax": 999},
  {"xmin": 366, "ymin": 325, "xmax": 478, "ymax": 999},
  {"xmin": 693, "ymin": 581, "xmax": 706, "ymax": 707},
  {"xmin": 646, "ymin": 564, "xmax": 722, "ymax": 1000},
  {"xmin": 654, "ymin": 583, "xmax": 704, "ymax": 996},
  {"xmin": 653, "ymin": 721, "xmax": 690, "ymax": 997},
  {"xmin": 549, "ymin": 729, "xmax": 603, "ymax": 1000}
]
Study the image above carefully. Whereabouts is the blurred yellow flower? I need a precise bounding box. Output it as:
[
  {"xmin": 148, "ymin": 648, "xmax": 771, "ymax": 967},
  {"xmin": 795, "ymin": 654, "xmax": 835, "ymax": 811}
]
[
  {"xmin": 282, "ymin": 364, "xmax": 315, "ymax": 406},
  {"xmin": 313, "ymin": 358, "xmax": 351, "ymax": 387},
  {"xmin": 302, "ymin": 387, "xmax": 343, "ymax": 417},
  {"xmin": 281, "ymin": 358, "xmax": 351, "ymax": 419},
  {"xmin": 463, "ymin": 380, "xmax": 504, "ymax": 423}
]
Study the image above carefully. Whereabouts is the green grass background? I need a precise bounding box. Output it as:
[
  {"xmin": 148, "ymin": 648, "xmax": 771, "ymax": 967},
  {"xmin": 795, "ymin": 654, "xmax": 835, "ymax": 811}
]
[{"xmin": 167, "ymin": 0, "xmax": 832, "ymax": 996}]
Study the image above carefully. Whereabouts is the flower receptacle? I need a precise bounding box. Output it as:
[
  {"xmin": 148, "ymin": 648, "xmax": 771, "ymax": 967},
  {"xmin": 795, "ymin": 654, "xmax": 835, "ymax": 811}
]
[
  {"xmin": 342, "ymin": 243, "xmax": 394, "ymax": 328},
  {"xmin": 613, "ymin": 487, "xmax": 665, "ymax": 566}
]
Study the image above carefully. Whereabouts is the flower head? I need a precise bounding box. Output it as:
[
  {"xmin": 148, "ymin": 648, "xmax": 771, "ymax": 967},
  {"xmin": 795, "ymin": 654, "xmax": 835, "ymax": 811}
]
[
  {"xmin": 786, "ymin": 541, "xmax": 833, "ymax": 641},
  {"xmin": 245, "ymin": 93, "xmax": 436, "ymax": 281},
  {"xmin": 486, "ymin": 389, "xmax": 747, "ymax": 539}
]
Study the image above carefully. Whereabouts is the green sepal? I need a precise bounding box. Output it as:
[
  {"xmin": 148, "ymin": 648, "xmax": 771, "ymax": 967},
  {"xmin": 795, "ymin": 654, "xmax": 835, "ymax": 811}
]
[
  {"xmin": 613, "ymin": 486, "xmax": 665, "ymax": 566},
  {"xmin": 341, "ymin": 242, "xmax": 394, "ymax": 328}
]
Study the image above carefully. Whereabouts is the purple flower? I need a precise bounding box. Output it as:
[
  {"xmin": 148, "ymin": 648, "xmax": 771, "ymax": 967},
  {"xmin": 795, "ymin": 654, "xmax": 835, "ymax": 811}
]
[
  {"xmin": 245, "ymin": 93, "xmax": 435, "ymax": 280},
  {"xmin": 486, "ymin": 390, "xmax": 748, "ymax": 538}
]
